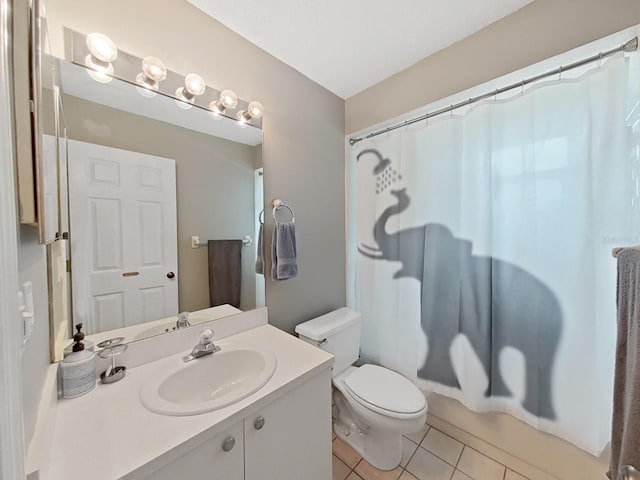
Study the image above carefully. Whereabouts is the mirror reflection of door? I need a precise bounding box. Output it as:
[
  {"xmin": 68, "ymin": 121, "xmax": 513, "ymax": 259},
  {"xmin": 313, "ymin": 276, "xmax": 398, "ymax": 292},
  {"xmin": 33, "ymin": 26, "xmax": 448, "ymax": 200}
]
[{"xmin": 68, "ymin": 139, "xmax": 178, "ymax": 334}]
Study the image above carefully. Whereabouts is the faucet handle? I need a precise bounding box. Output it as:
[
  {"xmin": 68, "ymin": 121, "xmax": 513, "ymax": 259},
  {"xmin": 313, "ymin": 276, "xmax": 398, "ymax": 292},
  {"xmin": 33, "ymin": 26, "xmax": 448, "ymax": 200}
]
[{"xmin": 200, "ymin": 328, "xmax": 214, "ymax": 344}]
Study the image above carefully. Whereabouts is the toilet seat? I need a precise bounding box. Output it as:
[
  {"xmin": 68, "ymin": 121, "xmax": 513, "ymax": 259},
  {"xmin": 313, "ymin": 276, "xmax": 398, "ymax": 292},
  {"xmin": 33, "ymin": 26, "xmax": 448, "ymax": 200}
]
[{"xmin": 342, "ymin": 365, "xmax": 426, "ymax": 420}]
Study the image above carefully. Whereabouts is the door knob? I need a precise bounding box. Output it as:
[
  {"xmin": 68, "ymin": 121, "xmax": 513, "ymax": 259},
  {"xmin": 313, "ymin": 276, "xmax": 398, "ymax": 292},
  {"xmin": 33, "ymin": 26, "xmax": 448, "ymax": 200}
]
[
  {"xmin": 167, "ymin": 272, "xmax": 175, "ymax": 279},
  {"xmin": 254, "ymin": 416, "xmax": 265, "ymax": 430},
  {"xmin": 222, "ymin": 436, "xmax": 235, "ymax": 452}
]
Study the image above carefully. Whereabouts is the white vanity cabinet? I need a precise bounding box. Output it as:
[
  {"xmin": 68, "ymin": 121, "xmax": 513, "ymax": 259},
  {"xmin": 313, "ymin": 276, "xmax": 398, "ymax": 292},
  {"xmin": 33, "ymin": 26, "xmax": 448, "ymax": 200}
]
[
  {"xmin": 243, "ymin": 368, "xmax": 332, "ymax": 480},
  {"xmin": 141, "ymin": 368, "xmax": 332, "ymax": 480},
  {"xmin": 143, "ymin": 422, "xmax": 244, "ymax": 480}
]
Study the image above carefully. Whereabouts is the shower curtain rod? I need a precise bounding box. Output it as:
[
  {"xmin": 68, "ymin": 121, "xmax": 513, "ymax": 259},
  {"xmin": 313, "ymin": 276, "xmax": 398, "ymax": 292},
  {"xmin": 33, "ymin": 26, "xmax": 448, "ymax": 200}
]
[{"xmin": 349, "ymin": 36, "xmax": 639, "ymax": 146}]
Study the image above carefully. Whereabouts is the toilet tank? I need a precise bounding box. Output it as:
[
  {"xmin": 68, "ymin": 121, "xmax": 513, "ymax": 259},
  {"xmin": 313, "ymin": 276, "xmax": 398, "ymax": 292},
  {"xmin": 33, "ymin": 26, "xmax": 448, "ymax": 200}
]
[{"xmin": 295, "ymin": 308, "xmax": 362, "ymax": 375}]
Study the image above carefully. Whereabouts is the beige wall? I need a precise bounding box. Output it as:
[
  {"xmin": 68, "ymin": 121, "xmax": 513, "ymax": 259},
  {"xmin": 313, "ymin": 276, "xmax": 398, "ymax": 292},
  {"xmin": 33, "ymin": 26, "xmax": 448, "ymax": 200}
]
[
  {"xmin": 62, "ymin": 93, "xmax": 259, "ymax": 314},
  {"xmin": 344, "ymin": 1, "xmax": 640, "ymax": 478},
  {"xmin": 346, "ymin": 0, "xmax": 640, "ymax": 133},
  {"xmin": 18, "ymin": 226, "xmax": 51, "ymax": 450},
  {"xmin": 44, "ymin": 0, "xmax": 347, "ymax": 334}
]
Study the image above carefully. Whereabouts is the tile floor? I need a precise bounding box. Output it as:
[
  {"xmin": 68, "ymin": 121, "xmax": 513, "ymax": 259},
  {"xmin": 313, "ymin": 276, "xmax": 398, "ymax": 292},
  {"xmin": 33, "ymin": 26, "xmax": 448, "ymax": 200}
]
[{"xmin": 332, "ymin": 419, "xmax": 529, "ymax": 480}]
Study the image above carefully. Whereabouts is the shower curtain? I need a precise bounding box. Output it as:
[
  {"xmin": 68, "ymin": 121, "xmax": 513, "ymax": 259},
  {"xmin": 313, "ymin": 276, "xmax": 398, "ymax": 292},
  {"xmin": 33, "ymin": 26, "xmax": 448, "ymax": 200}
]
[{"xmin": 347, "ymin": 53, "xmax": 640, "ymax": 454}]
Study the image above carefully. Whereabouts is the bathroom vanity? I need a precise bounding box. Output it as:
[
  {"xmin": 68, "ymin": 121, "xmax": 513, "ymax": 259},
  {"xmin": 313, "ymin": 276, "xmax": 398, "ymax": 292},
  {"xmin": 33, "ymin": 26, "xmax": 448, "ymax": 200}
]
[{"xmin": 30, "ymin": 313, "xmax": 333, "ymax": 480}]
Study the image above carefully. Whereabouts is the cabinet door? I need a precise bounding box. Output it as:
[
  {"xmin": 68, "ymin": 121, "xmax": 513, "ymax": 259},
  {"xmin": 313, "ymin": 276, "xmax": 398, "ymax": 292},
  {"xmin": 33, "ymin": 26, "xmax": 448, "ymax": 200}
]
[
  {"xmin": 244, "ymin": 369, "xmax": 332, "ymax": 480},
  {"xmin": 143, "ymin": 422, "xmax": 243, "ymax": 480}
]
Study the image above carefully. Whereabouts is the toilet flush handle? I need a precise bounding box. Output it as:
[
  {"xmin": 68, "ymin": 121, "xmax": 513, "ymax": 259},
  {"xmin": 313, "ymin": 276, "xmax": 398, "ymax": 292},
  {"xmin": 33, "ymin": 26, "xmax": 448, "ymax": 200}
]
[{"xmin": 316, "ymin": 338, "xmax": 328, "ymax": 347}]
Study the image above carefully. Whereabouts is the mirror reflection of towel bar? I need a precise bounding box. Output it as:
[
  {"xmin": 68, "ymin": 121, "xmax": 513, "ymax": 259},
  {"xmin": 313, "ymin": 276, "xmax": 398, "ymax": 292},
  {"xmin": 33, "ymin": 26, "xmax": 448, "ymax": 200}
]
[{"xmin": 191, "ymin": 235, "xmax": 252, "ymax": 249}]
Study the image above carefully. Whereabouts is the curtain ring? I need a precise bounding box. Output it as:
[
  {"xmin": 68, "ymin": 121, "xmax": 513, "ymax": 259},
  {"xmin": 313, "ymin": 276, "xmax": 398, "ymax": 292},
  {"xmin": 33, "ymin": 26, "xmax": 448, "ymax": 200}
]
[
  {"xmin": 494, "ymin": 89, "xmax": 498, "ymax": 101},
  {"xmin": 520, "ymin": 80, "xmax": 524, "ymax": 94},
  {"xmin": 559, "ymin": 65, "xmax": 563, "ymax": 81},
  {"xmin": 598, "ymin": 52, "xmax": 603, "ymax": 68},
  {"xmin": 450, "ymin": 105, "xmax": 453, "ymax": 117}
]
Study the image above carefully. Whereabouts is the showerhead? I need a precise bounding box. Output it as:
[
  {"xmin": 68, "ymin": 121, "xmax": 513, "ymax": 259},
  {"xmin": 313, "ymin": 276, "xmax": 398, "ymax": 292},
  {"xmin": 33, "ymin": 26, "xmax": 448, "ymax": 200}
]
[{"xmin": 356, "ymin": 149, "xmax": 391, "ymax": 175}]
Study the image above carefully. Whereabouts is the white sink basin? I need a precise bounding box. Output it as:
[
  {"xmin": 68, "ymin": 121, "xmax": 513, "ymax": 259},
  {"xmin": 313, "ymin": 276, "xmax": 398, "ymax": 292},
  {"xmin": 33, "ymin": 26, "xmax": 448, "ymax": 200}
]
[{"xmin": 140, "ymin": 343, "xmax": 277, "ymax": 416}]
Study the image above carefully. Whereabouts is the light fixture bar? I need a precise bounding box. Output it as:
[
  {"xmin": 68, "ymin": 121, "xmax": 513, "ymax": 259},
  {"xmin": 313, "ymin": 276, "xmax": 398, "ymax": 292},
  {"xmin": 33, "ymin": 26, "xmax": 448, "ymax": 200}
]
[{"xmin": 67, "ymin": 28, "xmax": 263, "ymax": 128}]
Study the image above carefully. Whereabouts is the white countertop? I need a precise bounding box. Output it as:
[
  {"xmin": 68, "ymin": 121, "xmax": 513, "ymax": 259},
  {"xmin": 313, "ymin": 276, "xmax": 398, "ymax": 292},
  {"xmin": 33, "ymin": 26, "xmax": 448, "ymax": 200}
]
[{"xmin": 43, "ymin": 325, "xmax": 333, "ymax": 480}]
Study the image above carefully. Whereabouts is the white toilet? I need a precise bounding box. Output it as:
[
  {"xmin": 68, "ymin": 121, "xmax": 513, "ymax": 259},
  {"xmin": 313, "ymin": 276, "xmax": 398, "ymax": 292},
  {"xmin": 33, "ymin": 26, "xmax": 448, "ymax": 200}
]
[{"xmin": 295, "ymin": 308, "xmax": 427, "ymax": 471}]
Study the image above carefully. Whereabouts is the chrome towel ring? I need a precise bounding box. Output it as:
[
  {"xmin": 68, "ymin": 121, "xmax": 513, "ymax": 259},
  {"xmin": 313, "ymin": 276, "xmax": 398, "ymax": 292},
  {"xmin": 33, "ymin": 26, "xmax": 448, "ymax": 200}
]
[{"xmin": 272, "ymin": 199, "xmax": 295, "ymax": 224}]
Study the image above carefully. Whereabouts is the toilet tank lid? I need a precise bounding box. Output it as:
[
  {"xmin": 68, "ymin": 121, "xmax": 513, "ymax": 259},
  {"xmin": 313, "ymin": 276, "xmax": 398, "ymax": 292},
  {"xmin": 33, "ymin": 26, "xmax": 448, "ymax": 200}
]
[{"xmin": 295, "ymin": 308, "xmax": 361, "ymax": 341}]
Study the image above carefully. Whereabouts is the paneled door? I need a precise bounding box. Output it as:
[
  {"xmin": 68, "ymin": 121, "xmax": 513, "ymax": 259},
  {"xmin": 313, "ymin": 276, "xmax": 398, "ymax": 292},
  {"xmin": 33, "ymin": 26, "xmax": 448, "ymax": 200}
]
[{"xmin": 68, "ymin": 140, "xmax": 178, "ymax": 334}]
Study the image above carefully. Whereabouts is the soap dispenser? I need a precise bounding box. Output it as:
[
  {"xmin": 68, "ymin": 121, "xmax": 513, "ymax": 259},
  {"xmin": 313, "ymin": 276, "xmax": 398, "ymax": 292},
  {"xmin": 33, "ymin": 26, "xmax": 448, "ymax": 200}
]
[{"xmin": 60, "ymin": 323, "xmax": 97, "ymax": 399}]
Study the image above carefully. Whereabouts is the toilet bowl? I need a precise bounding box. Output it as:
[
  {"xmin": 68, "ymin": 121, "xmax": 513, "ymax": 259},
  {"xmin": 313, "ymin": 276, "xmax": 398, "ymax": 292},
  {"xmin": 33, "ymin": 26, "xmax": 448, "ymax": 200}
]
[
  {"xmin": 295, "ymin": 308, "xmax": 427, "ymax": 471},
  {"xmin": 332, "ymin": 365, "xmax": 427, "ymax": 470}
]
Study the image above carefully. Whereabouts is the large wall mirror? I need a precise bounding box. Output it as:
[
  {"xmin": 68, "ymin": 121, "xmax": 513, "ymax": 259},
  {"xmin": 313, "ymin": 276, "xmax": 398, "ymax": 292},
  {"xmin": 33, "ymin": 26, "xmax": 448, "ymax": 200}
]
[{"xmin": 43, "ymin": 47, "xmax": 265, "ymax": 361}]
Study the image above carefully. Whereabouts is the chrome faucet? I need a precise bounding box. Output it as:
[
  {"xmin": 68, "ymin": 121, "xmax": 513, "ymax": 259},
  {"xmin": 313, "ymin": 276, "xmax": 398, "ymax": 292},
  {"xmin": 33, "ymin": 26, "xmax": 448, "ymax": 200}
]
[
  {"xmin": 176, "ymin": 311, "xmax": 191, "ymax": 329},
  {"xmin": 183, "ymin": 328, "xmax": 220, "ymax": 362}
]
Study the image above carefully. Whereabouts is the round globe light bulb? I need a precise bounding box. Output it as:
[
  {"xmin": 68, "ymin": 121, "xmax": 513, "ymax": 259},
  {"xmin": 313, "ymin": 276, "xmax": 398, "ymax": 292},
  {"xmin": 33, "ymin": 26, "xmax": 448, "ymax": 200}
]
[
  {"xmin": 84, "ymin": 54, "xmax": 114, "ymax": 83},
  {"xmin": 219, "ymin": 90, "xmax": 238, "ymax": 109},
  {"xmin": 247, "ymin": 101, "xmax": 264, "ymax": 119},
  {"xmin": 208, "ymin": 100, "xmax": 223, "ymax": 115},
  {"xmin": 175, "ymin": 88, "xmax": 193, "ymax": 109},
  {"xmin": 136, "ymin": 72, "xmax": 158, "ymax": 90},
  {"xmin": 184, "ymin": 73, "xmax": 206, "ymax": 96},
  {"xmin": 141, "ymin": 56, "xmax": 167, "ymax": 83},
  {"xmin": 86, "ymin": 33, "xmax": 117, "ymax": 63},
  {"xmin": 236, "ymin": 111, "xmax": 249, "ymax": 127}
]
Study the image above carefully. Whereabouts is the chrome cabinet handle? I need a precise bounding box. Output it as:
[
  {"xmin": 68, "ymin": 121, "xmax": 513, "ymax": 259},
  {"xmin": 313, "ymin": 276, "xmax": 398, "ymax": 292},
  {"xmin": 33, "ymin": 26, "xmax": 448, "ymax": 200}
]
[
  {"xmin": 222, "ymin": 436, "xmax": 235, "ymax": 452},
  {"xmin": 254, "ymin": 416, "xmax": 265, "ymax": 430}
]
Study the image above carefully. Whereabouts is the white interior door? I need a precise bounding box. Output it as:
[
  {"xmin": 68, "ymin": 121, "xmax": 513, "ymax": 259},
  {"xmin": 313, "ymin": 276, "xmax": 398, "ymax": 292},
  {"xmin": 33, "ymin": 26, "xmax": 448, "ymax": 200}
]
[{"xmin": 68, "ymin": 139, "xmax": 178, "ymax": 334}]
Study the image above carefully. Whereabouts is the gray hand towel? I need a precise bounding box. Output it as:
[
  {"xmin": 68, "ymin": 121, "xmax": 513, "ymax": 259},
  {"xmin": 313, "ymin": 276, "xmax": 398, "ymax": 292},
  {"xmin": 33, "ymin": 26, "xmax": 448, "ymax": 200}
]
[
  {"xmin": 609, "ymin": 249, "xmax": 640, "ymax": 479},
  {"xmin": 255, "ymin": 223, "xmax": 264, "ymax": 275},
  {"xmin": 271, "ymin": 222, "xmax": 297, "ymax": 281}
]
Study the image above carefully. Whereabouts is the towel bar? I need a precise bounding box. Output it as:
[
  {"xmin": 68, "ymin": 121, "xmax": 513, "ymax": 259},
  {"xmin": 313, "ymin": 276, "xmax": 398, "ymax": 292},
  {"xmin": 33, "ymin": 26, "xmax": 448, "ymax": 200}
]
[
  {"xmin": 272, "ymin": 198, "xmax": 295, "ymax": 224},
  {"xmin": 191, "ymin": 235, "xmax": 252, "ymax": 249}
]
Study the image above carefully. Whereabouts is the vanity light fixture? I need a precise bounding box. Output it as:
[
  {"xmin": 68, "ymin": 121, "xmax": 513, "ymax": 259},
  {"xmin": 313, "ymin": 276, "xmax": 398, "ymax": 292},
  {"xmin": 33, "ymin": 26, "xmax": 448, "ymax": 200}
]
[
  {"xmin": 84, "ymin": 32, "xmax": 118, "ymax": 84},
  {"xmin": 136, "ymin": 56, "xmax": 167, "ymax": 97},
  {"xmin": 175, "ymin": 73, "xmax": 206, "ymax": 109},
  {"xmin": 236, "ymin": 100, "xmax": 264, "ymax": 126},
  {"xmin": 209, "ymin": 89, "xmax": 238, "ymax": 117}
]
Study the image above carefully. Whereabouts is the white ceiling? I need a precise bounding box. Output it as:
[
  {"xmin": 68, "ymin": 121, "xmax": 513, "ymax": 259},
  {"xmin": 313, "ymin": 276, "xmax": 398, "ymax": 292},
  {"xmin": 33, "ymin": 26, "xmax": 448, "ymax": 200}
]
[{"xmin": 186, "ymin": 0, "xmax": 534, "ymax": 99}]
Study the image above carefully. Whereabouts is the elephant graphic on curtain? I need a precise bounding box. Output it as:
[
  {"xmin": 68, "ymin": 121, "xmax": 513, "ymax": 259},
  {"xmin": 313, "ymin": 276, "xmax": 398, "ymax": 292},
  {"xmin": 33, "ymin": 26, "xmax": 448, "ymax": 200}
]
[{"xmin": 357, "ymin": 149, "xmax": 562, "ymax": 420}]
